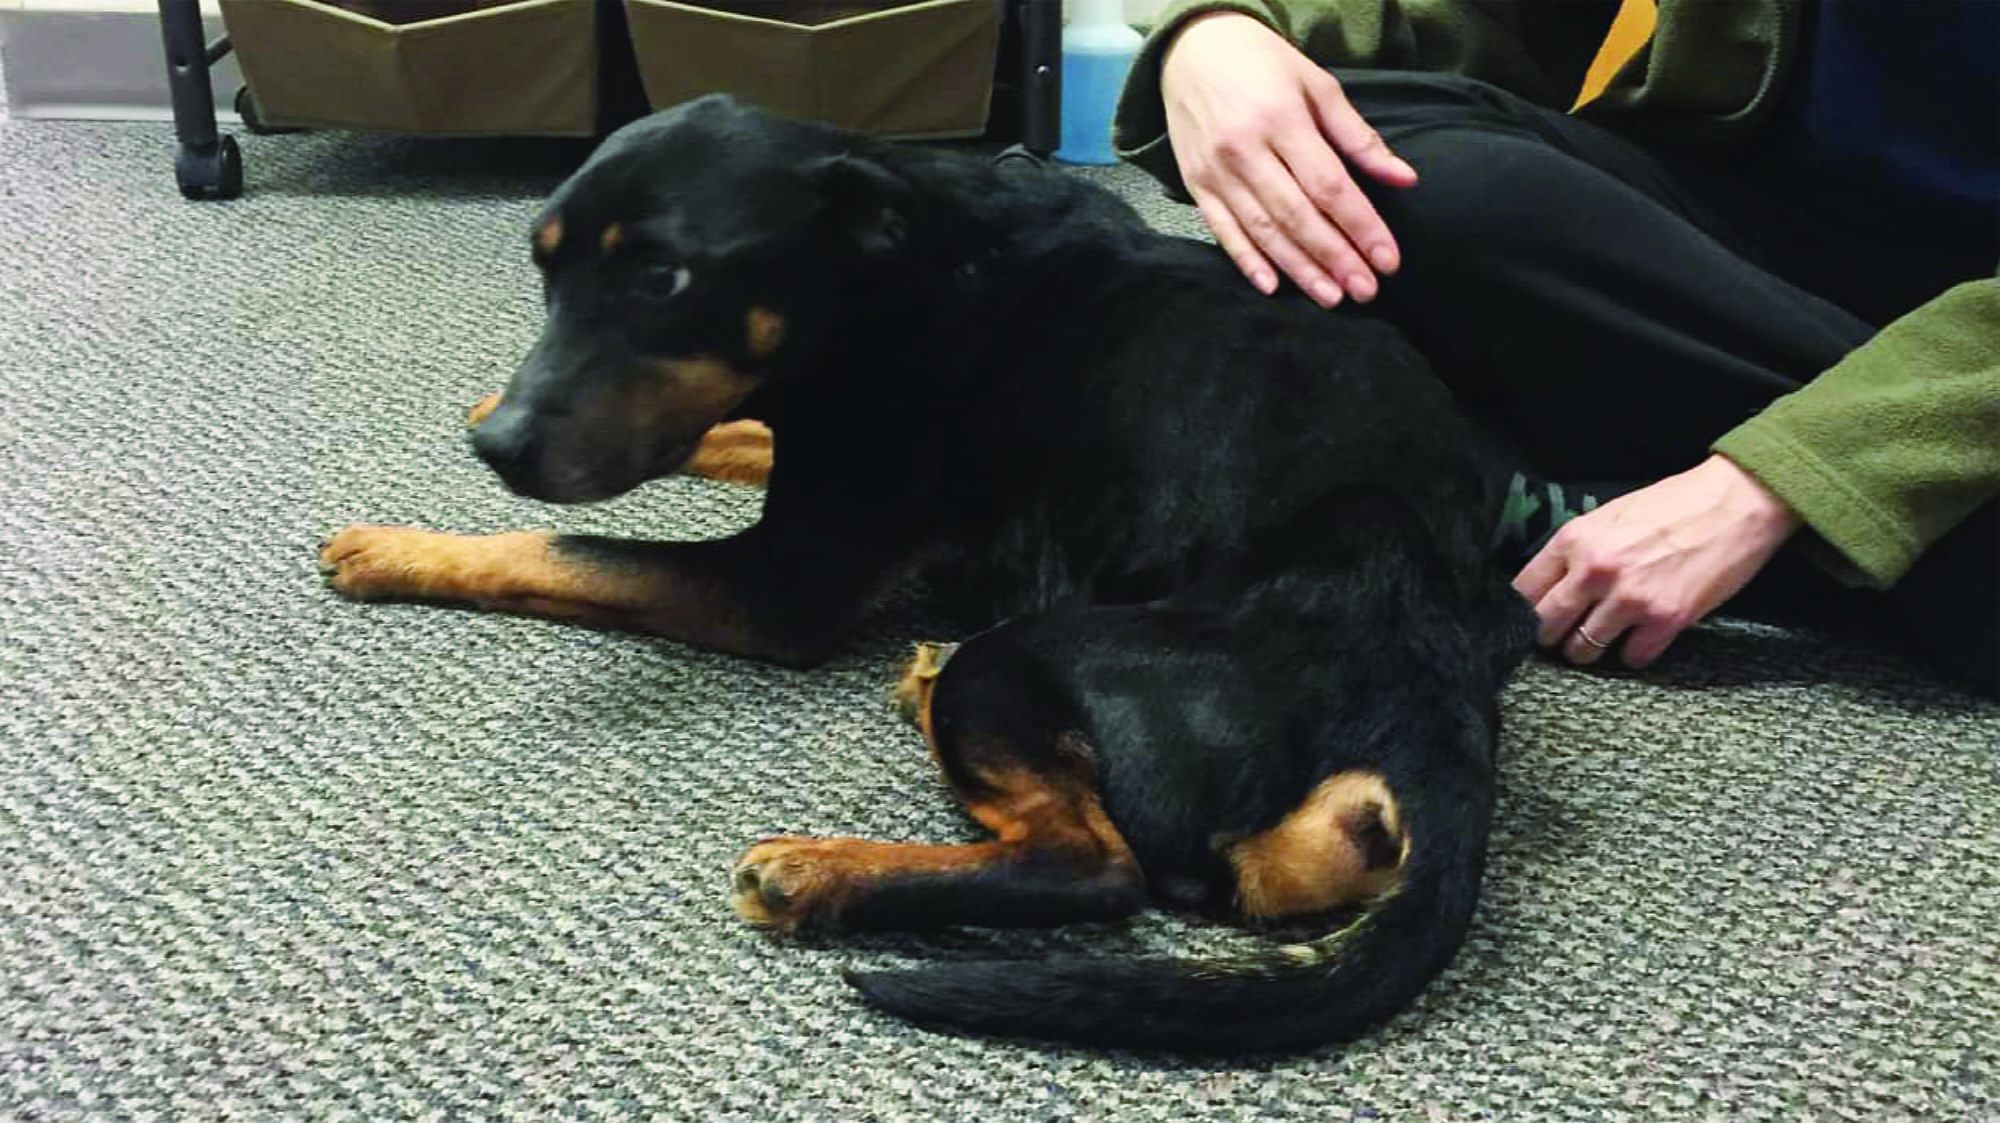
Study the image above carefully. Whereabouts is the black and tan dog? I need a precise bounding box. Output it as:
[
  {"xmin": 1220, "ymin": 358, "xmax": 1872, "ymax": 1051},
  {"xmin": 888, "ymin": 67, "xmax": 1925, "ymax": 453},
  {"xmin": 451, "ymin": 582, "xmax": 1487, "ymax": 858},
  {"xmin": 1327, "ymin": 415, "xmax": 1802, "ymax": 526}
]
[{"xmin": 320, "ymin": 95, "xmax": 1536, "ymax": 1053}]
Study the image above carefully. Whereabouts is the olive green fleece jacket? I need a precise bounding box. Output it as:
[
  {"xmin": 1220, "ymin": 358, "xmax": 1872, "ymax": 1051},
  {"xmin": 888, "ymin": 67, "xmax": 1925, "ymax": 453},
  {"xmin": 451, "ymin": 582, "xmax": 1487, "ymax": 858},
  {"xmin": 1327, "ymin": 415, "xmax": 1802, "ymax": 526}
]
[{"xmin": 1115, "ymin": 0, "xmax": 2000, "ymax": 590}]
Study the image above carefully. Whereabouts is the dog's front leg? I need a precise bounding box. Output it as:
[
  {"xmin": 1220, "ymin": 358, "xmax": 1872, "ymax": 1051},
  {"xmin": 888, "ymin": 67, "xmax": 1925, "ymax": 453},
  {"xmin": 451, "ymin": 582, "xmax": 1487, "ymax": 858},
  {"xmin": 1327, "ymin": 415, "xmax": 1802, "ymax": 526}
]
[{"xmin": 319, "ymin": 524, "xmax": 896, "ymax": 666}]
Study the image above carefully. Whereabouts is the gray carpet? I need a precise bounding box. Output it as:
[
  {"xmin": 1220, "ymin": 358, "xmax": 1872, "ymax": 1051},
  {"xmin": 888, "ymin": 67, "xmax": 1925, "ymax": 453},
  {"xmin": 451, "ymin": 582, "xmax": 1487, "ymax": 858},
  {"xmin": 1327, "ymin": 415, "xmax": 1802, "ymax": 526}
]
[{"xmin": 2, "ymin": 91, "xmax": 1997, "ymax": 1123}]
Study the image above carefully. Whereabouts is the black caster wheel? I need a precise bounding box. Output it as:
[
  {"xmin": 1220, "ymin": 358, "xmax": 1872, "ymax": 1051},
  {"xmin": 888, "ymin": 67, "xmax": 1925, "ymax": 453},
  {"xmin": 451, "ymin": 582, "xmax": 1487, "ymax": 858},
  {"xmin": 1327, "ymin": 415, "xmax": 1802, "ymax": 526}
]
[
  {"xmin": 176, "ymin": 134, "xmax": 243, "ymax": 200},
  {"xmin": 992, "ymin": 142, "xmax": 1050, "ymax": 171},
  {"xmin": 234, "ymin": 86, "xmax": 303, "ymax": 136}
]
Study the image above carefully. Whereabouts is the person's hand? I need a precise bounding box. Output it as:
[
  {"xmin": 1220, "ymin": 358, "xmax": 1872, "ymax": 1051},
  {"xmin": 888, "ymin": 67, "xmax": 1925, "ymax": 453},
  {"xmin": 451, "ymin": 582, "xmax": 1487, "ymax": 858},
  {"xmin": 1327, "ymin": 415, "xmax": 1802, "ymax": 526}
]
[
  {"xmin": 1160, "ymin": 11, "xmax": 1418, "ymax": 307},
  {"xmin": 1514, "ymin": 455, "xmax": 1802, "ymax": 669}
]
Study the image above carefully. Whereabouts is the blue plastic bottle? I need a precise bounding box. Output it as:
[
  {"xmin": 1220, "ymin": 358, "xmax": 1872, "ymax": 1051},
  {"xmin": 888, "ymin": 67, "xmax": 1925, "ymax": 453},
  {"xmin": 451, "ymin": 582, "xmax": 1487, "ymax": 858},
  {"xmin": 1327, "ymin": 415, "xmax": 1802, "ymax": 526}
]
[{"xmin": 1054, "ymin": 0, "xmax": 1142, "ymax": 165}]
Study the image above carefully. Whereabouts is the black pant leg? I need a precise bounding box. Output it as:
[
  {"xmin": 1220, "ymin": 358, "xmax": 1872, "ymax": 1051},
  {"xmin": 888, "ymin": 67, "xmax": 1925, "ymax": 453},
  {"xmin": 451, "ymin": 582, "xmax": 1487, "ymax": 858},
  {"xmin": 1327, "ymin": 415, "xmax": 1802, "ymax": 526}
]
[
  {"xmin": 1327, "ymin": 71, "xmax": 1999, "ymax": 698},
  {"xmin": 1332, "ymin": 70, "xmax": 1876, "ymax": 480},
  {"xmin": 1884, "ymin": 503, "xmax": 2000, "ymax": 697}
]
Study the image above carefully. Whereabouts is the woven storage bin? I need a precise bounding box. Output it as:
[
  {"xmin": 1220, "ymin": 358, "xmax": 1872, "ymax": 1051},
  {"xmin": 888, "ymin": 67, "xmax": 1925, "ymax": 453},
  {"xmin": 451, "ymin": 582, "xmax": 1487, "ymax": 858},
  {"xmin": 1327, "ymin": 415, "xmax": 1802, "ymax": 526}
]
[
  {"xmin": 219, "ymin": 0, "xmax": 598, "ymax": 135},
  {"xmin": 623, "ymin": 0, "xmax": 999, "ymax": 139}
]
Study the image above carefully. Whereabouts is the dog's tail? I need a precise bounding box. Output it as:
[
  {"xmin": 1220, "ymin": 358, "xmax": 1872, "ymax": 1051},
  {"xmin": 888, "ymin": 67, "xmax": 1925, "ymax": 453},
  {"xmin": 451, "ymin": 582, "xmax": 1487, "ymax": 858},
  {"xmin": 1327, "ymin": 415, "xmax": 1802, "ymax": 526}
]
[{"xmin": 843, "ymin": 786, "xmax": 1490, "ymax": 1054}]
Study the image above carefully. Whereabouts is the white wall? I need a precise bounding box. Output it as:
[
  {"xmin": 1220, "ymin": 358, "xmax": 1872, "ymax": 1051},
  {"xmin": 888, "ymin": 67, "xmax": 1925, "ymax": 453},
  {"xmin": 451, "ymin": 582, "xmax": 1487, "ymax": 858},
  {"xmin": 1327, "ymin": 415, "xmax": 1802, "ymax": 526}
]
[{"xmin": 0, "ymin": 1, "xmax": 238, "ymax": 120}]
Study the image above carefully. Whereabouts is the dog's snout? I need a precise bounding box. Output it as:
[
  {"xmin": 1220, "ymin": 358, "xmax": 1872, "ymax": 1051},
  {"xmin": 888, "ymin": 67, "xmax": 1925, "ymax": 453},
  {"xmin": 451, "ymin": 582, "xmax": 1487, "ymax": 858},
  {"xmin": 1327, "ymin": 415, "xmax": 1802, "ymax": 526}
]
[{"xmin": 470, "ymin": 406, "xmax": 542, "ymax": 492}]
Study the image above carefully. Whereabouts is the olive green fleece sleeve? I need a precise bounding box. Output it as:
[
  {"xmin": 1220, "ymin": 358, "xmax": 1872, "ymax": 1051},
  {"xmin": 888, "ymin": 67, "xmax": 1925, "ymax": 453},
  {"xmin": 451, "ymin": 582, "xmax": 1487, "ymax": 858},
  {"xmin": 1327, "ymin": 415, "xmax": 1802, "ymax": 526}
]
[
  {"xmin": 1112, "ymin": 0, "xmax": 1611, "ymax": 198},
  {"xmin": 1712, "ymin": 279, "xmax": 2000, "ymax": 589}
]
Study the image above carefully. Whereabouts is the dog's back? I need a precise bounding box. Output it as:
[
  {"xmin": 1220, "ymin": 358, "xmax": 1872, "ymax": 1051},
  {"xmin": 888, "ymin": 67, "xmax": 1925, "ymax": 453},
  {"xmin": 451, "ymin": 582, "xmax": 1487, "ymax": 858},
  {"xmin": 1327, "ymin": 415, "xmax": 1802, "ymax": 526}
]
[{"xmin": 884, "ymin": 165, "xmax": 1498, "ymax": 624}]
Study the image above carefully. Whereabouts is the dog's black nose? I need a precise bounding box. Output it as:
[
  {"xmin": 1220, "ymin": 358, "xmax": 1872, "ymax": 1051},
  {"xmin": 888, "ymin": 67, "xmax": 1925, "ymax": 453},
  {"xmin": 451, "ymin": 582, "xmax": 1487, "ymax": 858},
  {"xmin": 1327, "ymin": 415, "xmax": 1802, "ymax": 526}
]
[{"xmin": 470, "ymin": 407, "xmax": 544, "ymax": 495}]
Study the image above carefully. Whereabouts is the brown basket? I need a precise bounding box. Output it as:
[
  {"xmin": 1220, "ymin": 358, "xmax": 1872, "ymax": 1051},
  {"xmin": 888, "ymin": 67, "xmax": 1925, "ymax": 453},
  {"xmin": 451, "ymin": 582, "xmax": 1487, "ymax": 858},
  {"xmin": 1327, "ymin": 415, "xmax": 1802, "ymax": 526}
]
[
  {"xmin": 218, "ymin": 0, "xmax": 599, "ymax": 136},
  {"xmin": 622, "ymin": 0, "xmax": 999, "ymax": 139}
]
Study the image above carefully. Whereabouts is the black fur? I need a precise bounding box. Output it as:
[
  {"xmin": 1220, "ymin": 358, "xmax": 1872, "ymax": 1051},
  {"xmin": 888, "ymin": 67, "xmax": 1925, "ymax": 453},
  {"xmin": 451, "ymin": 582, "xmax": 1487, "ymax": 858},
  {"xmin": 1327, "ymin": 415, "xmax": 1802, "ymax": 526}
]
[{"xmin": 478, "ymin": 96, "xmax": 1538, "ymax": 1052}]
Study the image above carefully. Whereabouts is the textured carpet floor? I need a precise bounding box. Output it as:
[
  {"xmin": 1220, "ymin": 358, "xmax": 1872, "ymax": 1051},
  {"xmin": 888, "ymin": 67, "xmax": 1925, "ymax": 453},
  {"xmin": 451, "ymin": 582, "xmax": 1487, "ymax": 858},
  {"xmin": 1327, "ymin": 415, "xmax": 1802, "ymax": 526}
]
[{"xmin": 1, "ymin": 92, "xmax": 1996, "ymax": 1122}]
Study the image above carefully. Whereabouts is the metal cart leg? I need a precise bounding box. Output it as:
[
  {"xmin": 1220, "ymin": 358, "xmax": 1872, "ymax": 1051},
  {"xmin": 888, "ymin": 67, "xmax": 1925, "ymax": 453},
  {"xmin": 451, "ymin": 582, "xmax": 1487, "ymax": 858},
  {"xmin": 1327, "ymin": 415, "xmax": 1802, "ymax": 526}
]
[
  {"xmin": 158, "ymin": 0, "xmax": 242, "ymax": 199},
  {"xmin": 1018, "ymin": 0, "xmax": 1060, "ymax": 156}
]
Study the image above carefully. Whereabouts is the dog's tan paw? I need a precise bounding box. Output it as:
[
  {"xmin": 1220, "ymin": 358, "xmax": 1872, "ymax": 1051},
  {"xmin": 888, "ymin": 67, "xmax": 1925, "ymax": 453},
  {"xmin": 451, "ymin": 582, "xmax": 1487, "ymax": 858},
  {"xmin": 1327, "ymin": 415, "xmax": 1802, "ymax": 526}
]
[
  {"xmin": 467, "ymin": 392, "xmax": 502, "ymax": 427},
  {"xmin": 320, "ymin": 526, "xmax": 542, "ymax": 603},
  {"xmin": 681, "ymin": 420, "xmax": 774, "ymax": 487},
  {"xmin": 320, "ymin": 525, "xmax": 439, "ymax": 600},
  {"xmin": 733, "ymin": 838, "xmax": 846, "ymax": 932}
]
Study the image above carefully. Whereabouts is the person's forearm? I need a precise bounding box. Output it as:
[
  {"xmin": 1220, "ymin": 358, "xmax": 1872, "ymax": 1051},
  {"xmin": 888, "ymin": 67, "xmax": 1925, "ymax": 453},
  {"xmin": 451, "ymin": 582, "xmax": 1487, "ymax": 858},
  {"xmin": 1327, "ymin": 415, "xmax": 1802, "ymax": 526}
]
[{"xmin": 1711, "ymin": 280, "xmax": 2000, "ymax": 588}]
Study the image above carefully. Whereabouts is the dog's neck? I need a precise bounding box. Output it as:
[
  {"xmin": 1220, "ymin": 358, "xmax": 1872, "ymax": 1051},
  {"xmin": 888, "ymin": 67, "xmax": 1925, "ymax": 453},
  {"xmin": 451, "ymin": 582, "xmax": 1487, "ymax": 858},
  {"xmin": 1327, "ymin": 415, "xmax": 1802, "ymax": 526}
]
[{"xmin": 868, "ymin": 145, "xmax": 1078, "ymax": 273}]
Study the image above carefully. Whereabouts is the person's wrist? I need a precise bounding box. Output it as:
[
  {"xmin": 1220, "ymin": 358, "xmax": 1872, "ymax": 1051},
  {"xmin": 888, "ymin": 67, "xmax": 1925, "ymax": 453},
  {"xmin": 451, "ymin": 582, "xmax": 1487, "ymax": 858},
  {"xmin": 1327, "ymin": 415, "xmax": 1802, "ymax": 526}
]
[
  {"xmin": 1163, "ymin": 9, "xmax": 1264, "ymax": 73},
  {"xmin": 1709, "ymin": 454, "xmax": 1801, "ymax": 539}
]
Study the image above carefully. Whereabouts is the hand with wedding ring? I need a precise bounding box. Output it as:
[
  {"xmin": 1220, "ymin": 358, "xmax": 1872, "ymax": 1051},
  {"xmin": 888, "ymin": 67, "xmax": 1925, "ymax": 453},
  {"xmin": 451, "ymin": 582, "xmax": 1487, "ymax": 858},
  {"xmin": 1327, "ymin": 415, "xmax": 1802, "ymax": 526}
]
[
  {"xmin": 1513, "ymin": 455, "xmax": 1803, "ymax": 669},
  {"xmin": 1573, "ymin": 624, "xmax": 1615, "ymax": 652}
]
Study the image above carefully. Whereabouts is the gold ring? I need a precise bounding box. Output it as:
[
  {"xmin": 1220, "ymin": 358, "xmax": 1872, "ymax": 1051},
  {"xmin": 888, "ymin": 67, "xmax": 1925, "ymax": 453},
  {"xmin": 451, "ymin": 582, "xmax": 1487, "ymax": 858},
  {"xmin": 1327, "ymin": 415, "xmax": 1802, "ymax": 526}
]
[{"xmin": 1575, "ymin": 625, "xmax": 1613, "ymax": 650}]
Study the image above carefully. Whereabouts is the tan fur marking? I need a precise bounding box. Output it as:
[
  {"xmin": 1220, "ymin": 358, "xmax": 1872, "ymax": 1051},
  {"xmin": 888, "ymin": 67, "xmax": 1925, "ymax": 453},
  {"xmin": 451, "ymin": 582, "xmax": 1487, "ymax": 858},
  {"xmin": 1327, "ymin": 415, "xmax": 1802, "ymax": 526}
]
[
  {"xmin": 960, "ymin": 739, "xmax": 1135, "ymax": 868},
  {"xmin": 322, "ymin": 526, "xmax": 809, "ymax": 657},
  {"xmin": 746, "ymin": 307, "xmax": 786, "ymax": 359},
  {"xmin": 735, "ymin": 837, "xmax": 1017, "ymax": 929},
  {"xmin": 534, "ymin": 217, "xmax": 563, "ymax": 257},
  {"xmin": 639, "ymin": 357, "xmax": 759, "ymax": 430},
  {"xmin": 467, "ymin": 392, "xmax": 502, "ymax": 427},
  {"xmin": 733, "ymin": 736, "xmax": 1138, "ymax": 932},
  {"xmin": 679, "ymin": 419, "xmax": 775, "ymax": 486},
  {"xmin": 1228, "ymin": 770, "xmax": 1409, "ymax": 919},
  {"xmin": 892, "ymin": 641, "xmax": 955, "ymax": 745},
  {"xmin": 319, "ymin": 526, "xmax": 737, "ymax": 640},
  {"xmin": 322, "ymin": 529, "xmax": 589, "ymax": 608},
  {"xmin": 600, "ymin": 222, "xmax": 624, "ymax": 254}
]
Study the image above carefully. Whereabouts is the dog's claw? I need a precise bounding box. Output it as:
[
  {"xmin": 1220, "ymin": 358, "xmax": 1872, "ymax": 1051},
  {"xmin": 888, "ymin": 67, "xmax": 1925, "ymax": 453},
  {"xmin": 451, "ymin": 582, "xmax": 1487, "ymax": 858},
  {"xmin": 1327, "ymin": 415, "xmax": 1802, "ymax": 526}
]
[{"xmin": 319, "ymin": 525, "xmax": 404, "ymax": 599}]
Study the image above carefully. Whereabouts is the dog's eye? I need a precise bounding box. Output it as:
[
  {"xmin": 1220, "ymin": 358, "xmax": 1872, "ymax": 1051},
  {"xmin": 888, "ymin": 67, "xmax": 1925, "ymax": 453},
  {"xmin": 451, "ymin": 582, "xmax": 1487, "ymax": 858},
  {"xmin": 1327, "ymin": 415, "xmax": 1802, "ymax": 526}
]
[{"xmin": 639, "ymin": 262, "xmax": 693, "ymax": 299}]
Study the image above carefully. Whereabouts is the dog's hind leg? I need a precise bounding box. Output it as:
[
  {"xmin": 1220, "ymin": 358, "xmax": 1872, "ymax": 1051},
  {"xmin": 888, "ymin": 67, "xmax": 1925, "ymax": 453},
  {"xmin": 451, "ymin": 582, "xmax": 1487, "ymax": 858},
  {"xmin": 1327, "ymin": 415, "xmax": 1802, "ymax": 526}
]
[
  {"xmin": 732, "ymin": 739, "xmax": 1143, "ymax": 932},
  {"xmin": 734, "ymin": 644, "xmax": 1144, "ymax": 933}
]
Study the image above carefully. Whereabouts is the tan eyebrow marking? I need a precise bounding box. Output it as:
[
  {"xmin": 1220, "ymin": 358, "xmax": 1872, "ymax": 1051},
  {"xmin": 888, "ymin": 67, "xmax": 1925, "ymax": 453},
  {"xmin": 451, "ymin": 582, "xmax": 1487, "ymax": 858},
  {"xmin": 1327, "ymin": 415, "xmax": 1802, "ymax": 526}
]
[
  {"xmin": 601, "ymin": 223, "xmax": 624, "ymax": 254},
  {"xmin": 747, "ymin": 308, "xmax": 785, "ymax": 358},
  {"xmin": 534, "ymin": 217, "xmax": 564, "ymax": 257}
]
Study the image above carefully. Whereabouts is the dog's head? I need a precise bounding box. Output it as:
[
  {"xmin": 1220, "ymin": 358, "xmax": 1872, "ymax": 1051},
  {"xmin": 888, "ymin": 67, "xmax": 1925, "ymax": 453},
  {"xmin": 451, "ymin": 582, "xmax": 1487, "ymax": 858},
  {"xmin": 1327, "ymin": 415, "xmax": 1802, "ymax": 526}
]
[{"xmin": 472, "ymin": 95, "xmax": 911, "ymax": 502}]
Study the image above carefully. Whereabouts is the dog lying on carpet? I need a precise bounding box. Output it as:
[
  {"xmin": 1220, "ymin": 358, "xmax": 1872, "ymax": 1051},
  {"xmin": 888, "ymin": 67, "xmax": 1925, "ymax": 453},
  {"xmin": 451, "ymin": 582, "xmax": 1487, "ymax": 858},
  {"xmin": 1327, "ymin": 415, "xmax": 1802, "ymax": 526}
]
[{"xmin": 319, "ymin": 95, "xmax": 1536, "ymax": 1053}]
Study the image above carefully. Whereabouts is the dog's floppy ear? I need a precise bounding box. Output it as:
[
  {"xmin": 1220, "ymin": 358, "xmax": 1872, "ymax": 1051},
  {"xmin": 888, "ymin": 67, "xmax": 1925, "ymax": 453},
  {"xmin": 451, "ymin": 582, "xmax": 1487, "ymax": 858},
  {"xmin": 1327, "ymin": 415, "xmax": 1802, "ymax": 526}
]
[{"xmin": 807, "ymin": 152, "xmax": 910, "ymax": 257}]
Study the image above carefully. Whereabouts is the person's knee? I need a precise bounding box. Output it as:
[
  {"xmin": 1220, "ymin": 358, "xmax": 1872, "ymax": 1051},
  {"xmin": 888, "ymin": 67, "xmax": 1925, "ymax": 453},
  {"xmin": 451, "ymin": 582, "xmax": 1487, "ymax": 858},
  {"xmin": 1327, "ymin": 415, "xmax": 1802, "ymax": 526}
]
[
  {"xmin": 1333, "ymin": 68, "xmax": 1544, "ymax": 137},
  {"xmin": 1376, "ymin": 132, "xmax": 1588, "ymax": 265}
]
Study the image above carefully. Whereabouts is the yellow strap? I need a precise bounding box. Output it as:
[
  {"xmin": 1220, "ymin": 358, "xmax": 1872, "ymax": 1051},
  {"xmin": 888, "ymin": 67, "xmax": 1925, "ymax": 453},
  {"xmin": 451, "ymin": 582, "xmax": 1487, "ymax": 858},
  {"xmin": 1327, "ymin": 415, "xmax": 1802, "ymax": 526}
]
[{"xmin": 1573, "ymin": 0, "xmax": 1658, "ymax": 110}]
